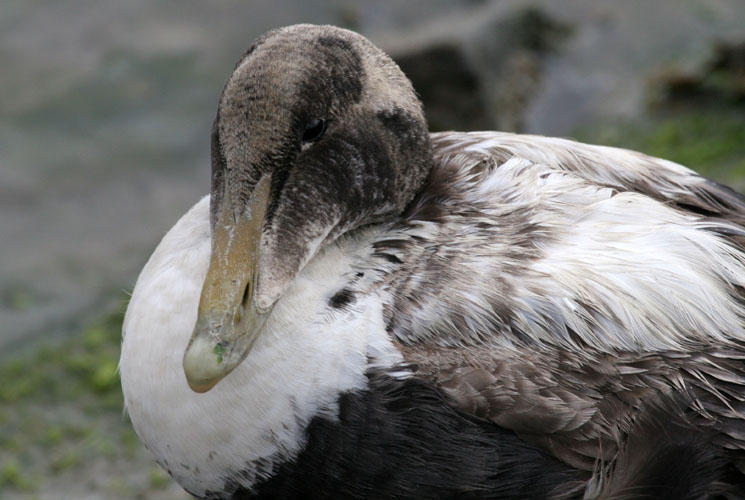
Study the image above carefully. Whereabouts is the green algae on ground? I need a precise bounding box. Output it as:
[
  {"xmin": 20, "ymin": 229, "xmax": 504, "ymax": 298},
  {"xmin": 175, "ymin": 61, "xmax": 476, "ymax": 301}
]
[
  {"xmin": 574, "ymin": 108, "xmax": 745, "ymax": 191},
  {"xmin": 0, "ymin": 459, "xmax": 33, "ymax": 491},
  {"xmin": 0, "ymin": 308, "xmax": 191, "ymax": 499}
]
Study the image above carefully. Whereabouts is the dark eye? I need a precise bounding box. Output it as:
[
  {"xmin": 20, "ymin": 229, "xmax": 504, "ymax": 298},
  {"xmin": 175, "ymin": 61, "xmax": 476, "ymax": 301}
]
[{"xmin": 302, "ymin": 119, "xmax": 326, "ymax": 143}]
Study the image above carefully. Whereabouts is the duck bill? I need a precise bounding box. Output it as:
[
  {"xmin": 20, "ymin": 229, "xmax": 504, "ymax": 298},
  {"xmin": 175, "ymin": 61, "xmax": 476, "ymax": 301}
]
[{"xmin": 183, "ymin": 175, "xmax": 273, "ymax": 393}]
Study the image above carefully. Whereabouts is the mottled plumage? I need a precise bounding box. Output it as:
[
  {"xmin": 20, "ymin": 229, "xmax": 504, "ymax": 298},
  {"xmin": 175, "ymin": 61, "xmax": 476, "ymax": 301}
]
[{"xmin": 120, "ymin": 24, "xmax": 745, "ymax": 499}]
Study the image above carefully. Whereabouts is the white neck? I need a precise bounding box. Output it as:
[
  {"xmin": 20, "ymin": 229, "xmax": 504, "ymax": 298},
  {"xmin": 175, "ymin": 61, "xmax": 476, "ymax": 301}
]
[{"xmin": 120, "ymin": 196, "xmax": 402, "ymax": 497}]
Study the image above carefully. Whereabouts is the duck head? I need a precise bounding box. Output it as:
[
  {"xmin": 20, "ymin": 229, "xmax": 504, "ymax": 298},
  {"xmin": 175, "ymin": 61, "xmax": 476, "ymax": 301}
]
[{"xmin": 183, "ymin": 25, "xmax": 431, "ymax": 392}]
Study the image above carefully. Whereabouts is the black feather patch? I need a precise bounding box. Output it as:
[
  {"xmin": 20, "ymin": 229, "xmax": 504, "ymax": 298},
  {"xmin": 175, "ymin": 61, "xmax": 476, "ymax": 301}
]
[
  {"xmin": 584, "ymin": 396, "xmax": 735, "ymax": 499},
  {"xmin": 219, "ymin": 373, "xmax": 587, "ymax": 500},
  {"xmin": 328, "ymin": 288, "xmax": 355, "ymax": 309}
]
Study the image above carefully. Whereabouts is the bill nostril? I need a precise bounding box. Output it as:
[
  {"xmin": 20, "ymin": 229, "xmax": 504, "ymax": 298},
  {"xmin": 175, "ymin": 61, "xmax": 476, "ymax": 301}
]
[{"xmin": 237, "ymin": 282, "xmax": 251, "ymax": 324}]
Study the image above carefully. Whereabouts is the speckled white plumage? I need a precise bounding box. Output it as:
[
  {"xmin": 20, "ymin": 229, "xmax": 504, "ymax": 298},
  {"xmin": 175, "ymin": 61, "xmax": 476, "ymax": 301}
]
[
  {"xmin": 401, "ymin": 133, "xmax": 745, "ymax": 352},
  {"xmin": 359, "ymin": 132, "xmax": 745, "ymax": 356}
]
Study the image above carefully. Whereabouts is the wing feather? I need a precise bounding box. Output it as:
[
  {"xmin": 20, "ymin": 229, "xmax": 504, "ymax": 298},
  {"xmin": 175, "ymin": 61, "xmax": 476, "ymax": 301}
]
[{"xmin": 378, "ymin": 131, "xmax": 745, "ymax": 471}]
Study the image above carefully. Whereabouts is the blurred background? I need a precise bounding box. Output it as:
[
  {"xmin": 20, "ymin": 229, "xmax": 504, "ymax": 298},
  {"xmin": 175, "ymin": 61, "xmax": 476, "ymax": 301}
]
[{"xmin": 2, "ymin": 0, "xmax": 745, "ymax": 498}]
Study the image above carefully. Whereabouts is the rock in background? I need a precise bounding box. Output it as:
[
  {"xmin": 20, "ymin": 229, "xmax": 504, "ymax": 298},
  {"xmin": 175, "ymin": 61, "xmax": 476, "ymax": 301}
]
[
  {"xmin": 384, "ymin": 0, "xmax": 745, "ymax": 135},
  {"xmin": 386, "ymin": 6, "xmax": 572, "ymax": 132}
]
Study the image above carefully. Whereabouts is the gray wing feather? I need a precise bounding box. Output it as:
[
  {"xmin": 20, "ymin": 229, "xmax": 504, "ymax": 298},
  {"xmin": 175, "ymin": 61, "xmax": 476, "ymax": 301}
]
[{"xmin": 381, "ymin": 131, "xmax": 745, "ymax": 471}]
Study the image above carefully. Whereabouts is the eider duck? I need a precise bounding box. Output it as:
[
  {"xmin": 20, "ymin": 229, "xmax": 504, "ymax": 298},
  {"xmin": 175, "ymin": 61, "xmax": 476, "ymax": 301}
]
[{"xmin": 120, "ymin": 24, "xmax": 745, "ymax": 499}]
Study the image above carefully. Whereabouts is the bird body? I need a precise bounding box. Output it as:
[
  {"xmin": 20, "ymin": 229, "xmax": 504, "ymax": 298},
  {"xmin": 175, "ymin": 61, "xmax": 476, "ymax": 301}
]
[{"xmin": 120, "ymin": 24, "xmax": 745, "ymax": 499}]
